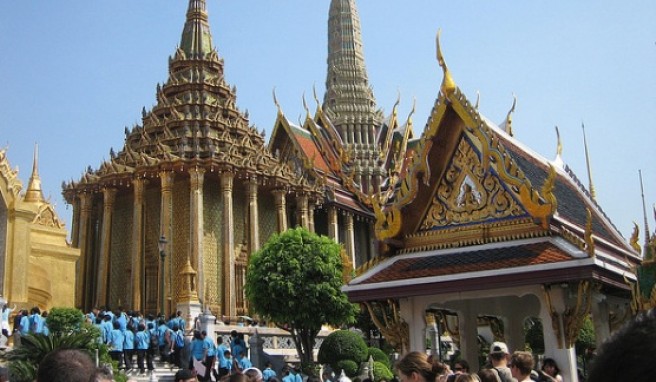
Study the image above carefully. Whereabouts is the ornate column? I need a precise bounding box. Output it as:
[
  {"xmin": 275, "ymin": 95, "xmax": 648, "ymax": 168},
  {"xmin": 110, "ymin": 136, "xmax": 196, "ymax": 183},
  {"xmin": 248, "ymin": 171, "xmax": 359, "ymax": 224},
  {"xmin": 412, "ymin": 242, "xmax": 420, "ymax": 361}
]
[
  {"xmin": 328, "ymin": 206, "xmax": 339, "ymax": 242},
  {"xmin": 308, "ymin": 202, "xmax": 316, "ymax": 233},
  {"xmin": 458, "ymin": 310, "xmax": 480, "ymax": 372},
  {"xmin": 247, "ymin": 178, "xmax": 260, "ymax": 252},
  {"xmin": 131, "ymin": 178, "xmax": 146, "ymax": 312},
  {"xmin": 96, "ymin": 187, "xmax": 116, "ymax": 308},
  {"xmin": 297, "ymin": 194, "xmax": 309, "ymax": 229},
  {"xmin": 220, "ymin": 172, "xmax": 235, "ymax": 316},
  {"xmin": 76, "ymin": 192, "xmax": 93, "ymax": 309},
  {"xmin": 273, "ymin": 189, "xmax": 288, "ymax": 233},
  {"xmin": 345, "ymin": 212, "xmax": 356, "ymax": 265},
  {"xmin": 71, "ymin": 198, "xmax": 81, "ymax": 247},
  {"xmin": 189, "ymin": 168, "xmax": 205, "ymax": 302},
  {"xmin": 159, "ymin": 171, "xmax": 174, "ymax": 314}
]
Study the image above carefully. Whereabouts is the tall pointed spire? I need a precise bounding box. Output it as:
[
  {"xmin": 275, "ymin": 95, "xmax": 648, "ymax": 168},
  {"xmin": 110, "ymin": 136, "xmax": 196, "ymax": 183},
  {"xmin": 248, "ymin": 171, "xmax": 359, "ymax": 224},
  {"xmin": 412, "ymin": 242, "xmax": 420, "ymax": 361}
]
[
  {"xmin": 180, "ymin": 0, "xmax": 214, "ymax": 57},
  {"xmin": 324, "ymin": 0, "xmax": 380, "ymax": 124},
  {"xmin": 24, "ymin": 143, "xmax": 45, "ymax": 203},
  {"xmin": 582, "ymin": 123, "xmax": 596, "ymax": 201}
]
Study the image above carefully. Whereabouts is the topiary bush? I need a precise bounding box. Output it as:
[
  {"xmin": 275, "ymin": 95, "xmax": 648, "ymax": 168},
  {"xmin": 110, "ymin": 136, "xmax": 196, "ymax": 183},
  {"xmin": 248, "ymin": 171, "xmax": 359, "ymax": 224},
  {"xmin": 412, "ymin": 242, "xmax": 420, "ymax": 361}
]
[
  {"xmin": 373, "ymin": 361, "xmax": 394, "ymax": 382},
  {"xmin": 367, "ymin": 347, "xmax": 391, "ymax": 368},
  {"xmin": 318, "ymin": 330, "xmax": 368, "ymax": 371},
  {"xmin": 336, "ymin": 359, "xmax": 360, "ymax": 378}
]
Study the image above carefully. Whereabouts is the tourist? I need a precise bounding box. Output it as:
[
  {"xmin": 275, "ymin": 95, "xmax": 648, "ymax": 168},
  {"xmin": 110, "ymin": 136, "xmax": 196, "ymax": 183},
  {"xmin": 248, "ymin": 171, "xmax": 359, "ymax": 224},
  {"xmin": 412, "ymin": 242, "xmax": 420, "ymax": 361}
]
[
  {"xmin": 172, "ymin": 323, "xmax": 186, "ymax": 368},
  {"xmin": 587, "ymin": 308, "xmax": 656, "ymax": 382},
  {"xmin": 175, "ymin": 368, "xmax": 197, "ymax": 382},
  {"xmin": 484, "ymin": 342, "xmax": 514, "ymax": 382},
  {"xmin": 158, "ymin": 318, "xmax": 174, "ymax": 362},
  {"xmin": 508, "ymin": 351, "xmax": 533, "ymax": 382},
  {"xmin": 219, "ymin": 349, "xmax": 233, "ymax": 377},
  {"xmin": 18, "ymin": 309, "xmax": 29, "ymax": 336},
  {"xmin": 202, "ymin": 330, "xmax": 218, "ymax": 378},
  {"xmin": 282, "ymin": 366, "xmax": 295, "ymax": 382},
  {"xmin": 476, "ymin": 369, "xmax": 498, "ymax": 382},
  {"xmin": 237, "ymin": 351, "xmax": 253, "ymax": 371},
  {"xmin": 28, "ymin": 306, "xmax": 45, "ymax": 334},
  {"xmin": 454, "ymin": 375, "xmax": 480, "ymax": 382},
  {"xmin": 36, "ymin": 348, "xmax": 97, "ymax": 382},
  {"xmin": 123, "ymin": 325, "xmax": 136, "ymax": 374},
  {"xmin": 263, "ymin": 361, "xmax": 277, "ymax": 382},
  {"xmin": 108, "ymin": 321, "xmax": 125, "ymax": 370},
  {"xmin": 189, "ymin": 330, "xmax": 209, "ymax": 380},
  {"xmin": 396, "ymin": 351, "xmax": 444, "ymax": 382},
  {"xmin": 539, "ymin": 358, "xmax": 562, "ymax": 382},
  {"xmin": 244, "ymin": 367, "xmax": 264, "ymax": 382},
  {"xmin": 135, "ymin": 323, "xmax": 153, "ymax": 375},
  {"xmin": 1, "ymin": 303, "xmax": 15, "ymax": 339},
  {"xmin": 447, "ymin": 359, "xmax": 470, "ymax": 382},
  {"xmin": 216, "ymin": 336, "xmax": 229, "ymax": 377},
  {"xmin": 41, "ymin": 311, "xmax": 49, "ymax": 336}
]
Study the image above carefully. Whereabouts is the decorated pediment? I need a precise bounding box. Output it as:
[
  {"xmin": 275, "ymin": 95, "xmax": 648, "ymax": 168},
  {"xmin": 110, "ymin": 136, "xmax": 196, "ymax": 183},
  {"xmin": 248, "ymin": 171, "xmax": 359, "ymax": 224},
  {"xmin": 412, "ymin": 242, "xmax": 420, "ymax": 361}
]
[{"xmin": 420, "ymin": 134, "xmax": 528, "ymax": 231}]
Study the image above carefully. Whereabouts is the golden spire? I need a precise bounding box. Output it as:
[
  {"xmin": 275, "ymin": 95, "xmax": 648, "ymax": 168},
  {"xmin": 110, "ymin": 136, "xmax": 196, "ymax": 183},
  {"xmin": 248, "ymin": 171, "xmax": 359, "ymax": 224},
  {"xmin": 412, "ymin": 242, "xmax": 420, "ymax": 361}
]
[
  {"xmin": 180, "ymin": 0, "xmax": 214, "ymax": 57},
  {"xmin": 475, "ymin": 91, "xmax": 480, "ymax": 110},
  {"xmin": 640, "ymin": 170, "xmax": 651, "ymax": 259},
  {"xmin": 582, "ymin": 123, "xmax": 596, "ymax": 200},
  {"xmin": 24, "ymin": 143, "xmax": 45, "ymax": 204},
  {"xmin": 436, "ymin": 30, "xmax": 456, "ymax": 96},
  {"xmin": 272, "ymin": 87, "xmax": 283, "ymax": 116}
]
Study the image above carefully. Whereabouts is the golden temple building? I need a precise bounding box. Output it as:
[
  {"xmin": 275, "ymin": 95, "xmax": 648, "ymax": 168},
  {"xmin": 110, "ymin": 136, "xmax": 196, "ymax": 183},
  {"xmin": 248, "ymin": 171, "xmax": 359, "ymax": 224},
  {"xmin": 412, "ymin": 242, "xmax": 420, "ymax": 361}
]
[{"xmin": 0, "ymin": 147, "xmax": 79, "ymax": 310}]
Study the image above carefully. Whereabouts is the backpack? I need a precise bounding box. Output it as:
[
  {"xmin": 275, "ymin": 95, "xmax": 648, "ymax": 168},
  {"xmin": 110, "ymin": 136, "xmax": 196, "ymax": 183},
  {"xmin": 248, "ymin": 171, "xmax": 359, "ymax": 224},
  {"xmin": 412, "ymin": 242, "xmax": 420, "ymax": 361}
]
[
  {"xmin": 149, "ymin": 329, "xmax": 159, "ymax": 349},
  {"xmin": 492, "ymin": 367, "xmax": 514, "ymax": 382},
  {"xmin": 175, "ymin": 330, "xmax": 185, "ymax": 348}
]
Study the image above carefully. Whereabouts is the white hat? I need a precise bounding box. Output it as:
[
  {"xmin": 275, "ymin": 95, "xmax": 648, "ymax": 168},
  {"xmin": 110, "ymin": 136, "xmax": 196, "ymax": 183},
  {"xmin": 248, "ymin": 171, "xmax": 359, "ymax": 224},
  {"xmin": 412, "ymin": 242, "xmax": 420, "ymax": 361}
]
[
  {"xmin": 490, "ymin": 341, "xmax": 509, "ymax": 355},
  {"xmin": 243, "ymin": 368, "xmax": 263, "ymax": 382}
]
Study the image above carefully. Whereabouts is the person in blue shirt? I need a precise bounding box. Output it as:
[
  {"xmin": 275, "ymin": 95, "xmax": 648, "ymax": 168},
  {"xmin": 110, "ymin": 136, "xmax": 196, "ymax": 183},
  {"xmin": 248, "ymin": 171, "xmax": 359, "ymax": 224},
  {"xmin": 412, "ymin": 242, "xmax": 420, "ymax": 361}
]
[
  {"xmin": 171, "ymin": 324, "xmax": 186, "ymax": 368},
  {"xmin": 135, "ymin": 323, "xmax": 152, "ymax": 375},
  {"xmin": 216, "ymin": 337, "xmax": 229, "ymax": 377},
  {"xmin": 263, "ymin": 361, "xmax": 277, "ymax": 382},
  {"xmin": 237, "ymin": 351, "xmax": 253, "ymax": 371},
  {"xmin": 157, "ymin": 319, "xmax": 173, "ymax": 362},
  {"xmin": 108, "ymin": 321, "xmax": 125, "ymax": 370},
  {"xmin": 123, "ymin": 326, "xmax": 136, "ymax": 374},
  {"xmin": 41, "ymin": 311, "xmax": 50, "ymax": 336},
  {"xmin": 189, "ymin": 330, "xmax": 209, "ymax": 381},
  {"xmin": 218, "ymin": 349, "xmax": 233, "ymax": 378},
  {"xmin": 18, "ymin": 310, "xmax": 30, "ymax": 336},
  {"xmin": 100, "ymin": 314, "xmax": 113, "ymax": 344},
  {"xmin": 28, "ymin": 307, "xmax": 44, "ymax": 334},
  {"xmin": 202, "ymin": 331, "xmax": 217, "ymax": 381}
]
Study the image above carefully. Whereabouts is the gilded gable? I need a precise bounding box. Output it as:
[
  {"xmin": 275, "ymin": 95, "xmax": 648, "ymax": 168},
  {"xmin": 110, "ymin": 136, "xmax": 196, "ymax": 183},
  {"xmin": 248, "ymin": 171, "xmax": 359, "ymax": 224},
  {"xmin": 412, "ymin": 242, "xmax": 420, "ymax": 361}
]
[{"xmin": 420, "ymin": 134, "xmax": 528, "ymax": 231}]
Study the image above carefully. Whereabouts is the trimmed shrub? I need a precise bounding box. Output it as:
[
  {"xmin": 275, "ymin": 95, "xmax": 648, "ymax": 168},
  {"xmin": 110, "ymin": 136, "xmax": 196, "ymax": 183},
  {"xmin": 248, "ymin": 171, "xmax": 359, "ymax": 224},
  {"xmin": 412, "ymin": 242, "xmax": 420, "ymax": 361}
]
[
  {"xmin": 367, "ymin": 347, "xmax": 391, "ymax": 368},
  {"xmin": 336, "ymin": 359, "xmax": 359, "ymax": 378},
  {"xmin": 373, "ymin": 361, "xmax": 394, "ymax": 382},
  {"xmin": 318, "ymin": 330, "xmax": 368, "ymax": 369}
]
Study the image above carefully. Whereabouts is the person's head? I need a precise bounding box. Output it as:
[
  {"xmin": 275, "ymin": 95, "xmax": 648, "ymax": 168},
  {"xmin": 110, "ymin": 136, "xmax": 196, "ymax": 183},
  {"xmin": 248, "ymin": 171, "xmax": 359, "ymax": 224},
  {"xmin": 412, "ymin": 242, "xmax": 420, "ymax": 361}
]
[
  {"xmin": 36, "ymin": 349, "xmax": 96, "ymax": 382},
  {"xmin": 488, "ymin": 342, "xmax": 510, "ymax": 366},
  {"xmin": 454, "ymin": 374, "xmax": 480, "ymax": 382},
  {"xmin": 244, "ymin": 367, "xmax": 264, "ymax": 382},
  {"xmin": 218, "ymin": 336, "xmax": 224, "ymax": 344},
  {"xmin": 89, "ymin": 366, "xmax": 113, "ymax": 382},
  {"xmin": 453, "ymin": 359, "xmax": 470, "ymax": 374},
  {"xmin": 224, "ymin": 350, "xmax": 232, "ymax": 358},
  {"xmin": 509, "ymin": 351, "xmax": 534, "ymax": 380},
  {"xmin": 194, "ymin": 330, "xmax": 202, "ymax": 340},
  {"xmin": 230, "ymin": 373, "xmax": 249, "ymax": 382},
  {"xmin": 587, "ymin": 308, "xmax": 656, "ymax": 382},
  {"xmin": 113, "ymin": 321, "xmax": 120, "ymax": 330},
  {"xmin": 31, "ymin": 306, "xmax": 41, "ymax": 315},
  {"xmin": 396, "ymin": 351, "xmax": 441, "ymax": 382},
  {"xmin": 541, "ymin": 358, "xmax": 560, "ymax": 377},
  {"xmin": 175, "ymin": 368, "xmax": 196, "ymax": 382},
  {"xmin": 476, "ymin": 369, "xmax": 497, "ymax": 382}
]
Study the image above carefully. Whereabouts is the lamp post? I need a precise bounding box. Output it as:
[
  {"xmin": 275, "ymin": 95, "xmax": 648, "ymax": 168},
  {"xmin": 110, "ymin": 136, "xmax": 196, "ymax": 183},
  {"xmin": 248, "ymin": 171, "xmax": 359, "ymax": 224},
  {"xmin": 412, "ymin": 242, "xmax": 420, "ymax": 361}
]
[{"xmin": 158, "ymin": 235, "xmax": 168, "ymax": 316}]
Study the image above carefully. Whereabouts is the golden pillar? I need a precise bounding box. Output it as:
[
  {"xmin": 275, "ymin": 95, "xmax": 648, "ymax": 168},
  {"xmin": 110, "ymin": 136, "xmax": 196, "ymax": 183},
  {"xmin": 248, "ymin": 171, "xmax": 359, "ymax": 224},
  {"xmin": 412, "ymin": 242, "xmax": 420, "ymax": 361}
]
[
  {"xmin": 273, "ymin": 189, "xmax": 288, "ymax": 233},
  {"xmin": 345, "ymin": 212, "xmax": 356, "ymax": 266},
  {"xmin": 96, "ymin": 187, "xmax": 116, "ymax": 307},
  {"xmin": 220, "ymin": 172, "xmax": 235, "ymax": 316},
  {"xmin": 297, "ymin": 194, "xmax": 309, "ymax": 229},
  {"xmin": 76, "ymin": 192, "xmax": 93, "ymax": 309},
  {"xmin": 247, "ymin": 178, "xmax": 260, "ymax": 252},
  {"xmin": 328, "ymin": 206, "xmax": 339, "ymax": 242},
  {"xmin": 189, "ymin": 168, "xmax": 205, "ymax": 303},
  {"xmin": 131, "ymin": 178, "xmax": 146, "ymax": 311},
  {"xmin": 159, "ymin": 171, "xmax": 174, "ymax": 314}
]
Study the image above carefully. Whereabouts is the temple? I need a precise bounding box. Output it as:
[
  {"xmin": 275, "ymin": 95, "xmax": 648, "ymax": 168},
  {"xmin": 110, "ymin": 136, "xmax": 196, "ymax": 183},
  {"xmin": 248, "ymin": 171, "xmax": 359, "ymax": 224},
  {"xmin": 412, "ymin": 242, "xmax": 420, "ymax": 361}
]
[
  {"xmin": 59, "ymin": 1, "xmax": 647, "ymax": 378},
  {"xmin": 0, "ymin": 147, "xmax": 79, "ymax": 309}
]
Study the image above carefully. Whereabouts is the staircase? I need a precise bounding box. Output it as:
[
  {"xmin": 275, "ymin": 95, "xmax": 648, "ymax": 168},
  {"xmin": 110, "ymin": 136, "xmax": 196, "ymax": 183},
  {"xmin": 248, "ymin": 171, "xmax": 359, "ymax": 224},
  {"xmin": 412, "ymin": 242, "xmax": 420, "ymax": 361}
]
[{"xmin": 119, "ymin": 358, "xmax": 183, "ymax": 382}]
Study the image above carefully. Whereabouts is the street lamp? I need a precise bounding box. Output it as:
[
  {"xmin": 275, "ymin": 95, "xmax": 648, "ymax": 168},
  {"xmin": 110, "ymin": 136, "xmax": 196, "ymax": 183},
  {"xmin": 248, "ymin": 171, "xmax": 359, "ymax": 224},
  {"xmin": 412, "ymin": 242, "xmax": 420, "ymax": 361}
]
[{"xmin": 158, "ymin": 235, "xmax": 168, "ymax": 316}]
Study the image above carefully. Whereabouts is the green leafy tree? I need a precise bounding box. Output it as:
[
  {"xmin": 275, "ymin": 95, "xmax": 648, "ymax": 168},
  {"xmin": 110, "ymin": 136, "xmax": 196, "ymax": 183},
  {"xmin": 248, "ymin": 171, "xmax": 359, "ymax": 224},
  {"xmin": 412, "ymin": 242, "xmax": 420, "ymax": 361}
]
[
  {"xmin": 246, "ymin": 227, "xmax": 358, "ymax": 373},
  {"xmin": 318, "ymin": 330, "xmax": 368, "ymax": 373},
  {"xmin": 373, "ymin": 361, "xmax": 394, "ymax": 382}
]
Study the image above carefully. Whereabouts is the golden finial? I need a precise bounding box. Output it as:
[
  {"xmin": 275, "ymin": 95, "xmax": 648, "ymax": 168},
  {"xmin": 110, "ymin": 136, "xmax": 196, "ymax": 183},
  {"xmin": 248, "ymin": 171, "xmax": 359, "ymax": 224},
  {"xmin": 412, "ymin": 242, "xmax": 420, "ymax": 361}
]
[
  {"xmin": 640, "ymin": 170, "xmax": 651, "ymax": 259},
  {"xmin": 312, "ymin": 84, "xmax": 321, "ymax": 108},
  {"xmin": 554, "ymin": 126, "xmax": 563, "ymax": 167},
  {"xmin": 585, "ymin": 208, "xmax": 595, "ymax": 257},
  {"xmin": 475, "ymin": 91, "xmax": 480, "ymax": 110},
  {"xmin": 630, "ymin": 222, "xmax": 642, "ymax": 254},
  {"xmin": 541, "ymin": 164, "xmax": 558, "ymax": 209},
  {"xmin": 272, "ymin": 87, "xmax": 283, "ymax": 116},
  {"xmin": 582, "ymin": 123, "xmax": 596, "ymax": 200},
  {"xmin": 302, "ymin": 92, "xmax": 310, "ymax": 117},
  {"xmin": 436, "ymin": 29, "xmax": 456, "ymax": 96},
  {"xmin": 394, "ymin": 89, "xmax": 401, "ymax": 114},
  {"xmin": 24, "ymin": 143, "xmax": 45, "ymax": 203},
  {"xmin": 503, "ymin": 94, "xmax": 517, "ymax": 137}
]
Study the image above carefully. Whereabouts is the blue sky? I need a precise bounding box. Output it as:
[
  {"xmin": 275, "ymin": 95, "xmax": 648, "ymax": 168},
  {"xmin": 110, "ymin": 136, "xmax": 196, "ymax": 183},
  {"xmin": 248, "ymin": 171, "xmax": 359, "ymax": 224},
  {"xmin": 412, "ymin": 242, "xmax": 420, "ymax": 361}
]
[{"xmin": 1, "ymin": 1, "xmax": 655, "ymax": 244}]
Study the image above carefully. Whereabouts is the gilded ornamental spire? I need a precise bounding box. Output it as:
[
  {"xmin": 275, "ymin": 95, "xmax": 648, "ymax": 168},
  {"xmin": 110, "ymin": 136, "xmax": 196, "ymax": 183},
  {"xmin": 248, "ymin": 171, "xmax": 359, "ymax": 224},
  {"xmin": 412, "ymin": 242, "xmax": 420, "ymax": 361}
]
[
  {"xmin": 180, "ymin": 0, "xmax": 214, "ymax": 57},
  {"xmin": 24, "ymin": 143, "xmax": 45, "ymax": 203}
]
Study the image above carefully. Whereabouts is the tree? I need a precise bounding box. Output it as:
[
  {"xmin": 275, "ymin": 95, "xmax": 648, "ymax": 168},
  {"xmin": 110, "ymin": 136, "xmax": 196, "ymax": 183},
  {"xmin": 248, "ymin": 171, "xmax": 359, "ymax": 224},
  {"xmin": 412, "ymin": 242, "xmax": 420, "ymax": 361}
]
[{"xmin": 246, "ymin": 227, "xmax": 358, "ymax": 372}]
